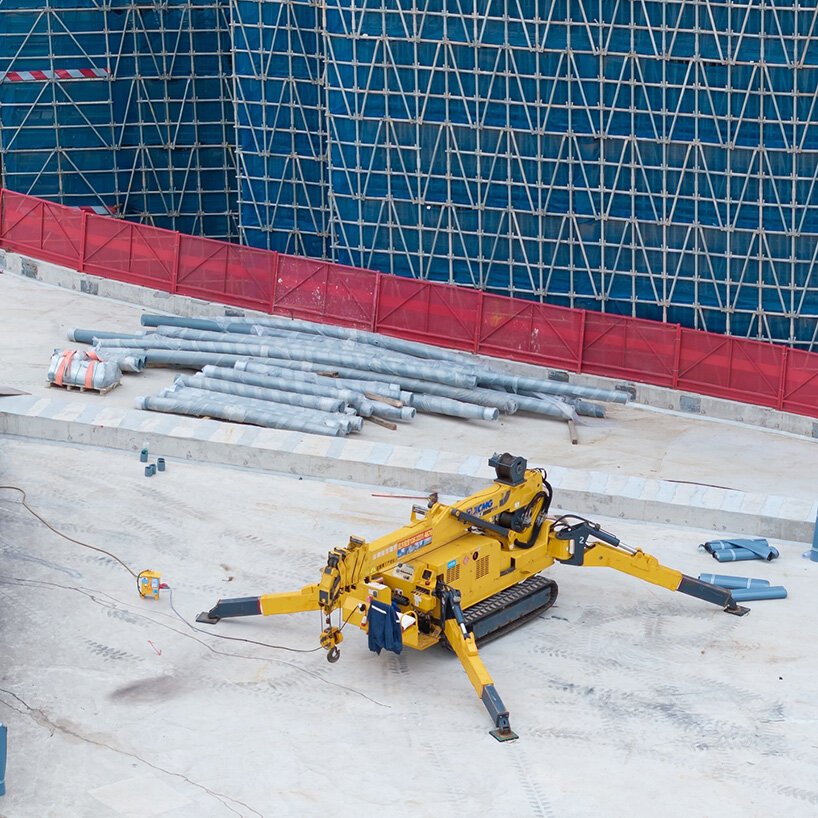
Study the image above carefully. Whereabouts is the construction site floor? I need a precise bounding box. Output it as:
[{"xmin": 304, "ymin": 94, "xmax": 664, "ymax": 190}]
[
  {"xmin": 1, "ymin": 272, "xmax": 817, "ymax": 502},
  {"xmin": 1, "ymin": 436, "xmax": 817, "ymax": 817}
]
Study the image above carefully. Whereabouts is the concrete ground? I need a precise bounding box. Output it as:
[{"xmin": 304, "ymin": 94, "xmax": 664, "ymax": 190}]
[
  {"xmin": 2, "ymin": 267, "xmax": 817, "ymax": 817},
  {"xmin": 1, "ymin": 272, "xmax": 817, "ymax": 502},
  {"xmin": 1, "ymin": 437, "xmax": 817, "ymax": 818}
]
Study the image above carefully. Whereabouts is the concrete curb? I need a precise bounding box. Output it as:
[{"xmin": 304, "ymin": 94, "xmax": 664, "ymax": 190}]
[
  {"xmin": 2, "ymin": 248, "xmax": 816, "ymax": 439},
  {"xmin": 1, "ymin": 394, "xmax": 814, "ymax": 543}
]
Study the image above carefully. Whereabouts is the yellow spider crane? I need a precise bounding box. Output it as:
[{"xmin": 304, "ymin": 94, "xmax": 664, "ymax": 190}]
[{"xmin": 198, "ymin": 453, "xmax": 748, "ymax": 740}]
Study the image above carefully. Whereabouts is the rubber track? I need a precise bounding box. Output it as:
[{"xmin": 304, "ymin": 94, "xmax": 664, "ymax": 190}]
[{"xmin": 445, "ymin": 575, "xmax": 559, "ymax": 648}]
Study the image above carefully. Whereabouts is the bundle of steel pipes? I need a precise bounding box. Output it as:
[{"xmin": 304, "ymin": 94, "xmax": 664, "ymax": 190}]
[{"xmin": 70, "ymin": 313, "xmax": 630, "ymax": 438}]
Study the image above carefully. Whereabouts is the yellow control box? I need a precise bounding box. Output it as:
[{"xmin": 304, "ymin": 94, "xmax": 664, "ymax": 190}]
[{"xmin": 138, "ymin": 570, "xmax": 162, "ymax": 600}]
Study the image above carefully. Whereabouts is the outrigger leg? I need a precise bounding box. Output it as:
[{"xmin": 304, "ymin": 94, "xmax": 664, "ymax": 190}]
[
  {"xmin": 196, "ymin": 584, "xmax": 321, "ymax": 624},
  {"xmin": 440, "ymin": 585, "xmax": 518, "ymax": 741}
]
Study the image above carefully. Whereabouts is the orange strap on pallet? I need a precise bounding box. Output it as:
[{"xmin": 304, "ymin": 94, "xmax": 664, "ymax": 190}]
[
  {"xmin": 84, "ymin": 359, "xmax": 96, "ymax": 389},
  {"xmin": 54, "ymin": 350, "xmax": 76, "ymax": 386}
]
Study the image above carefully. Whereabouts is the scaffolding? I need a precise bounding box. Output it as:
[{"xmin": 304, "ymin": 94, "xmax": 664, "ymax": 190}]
[
  {"xmin": 231, "ymin": 0, "xmax": 328, "ymax": 258},
  {"xmin": 315, "ymin": 0, "xmax": 818, "ymax": 348},
  {"xmin": 2, "ymin": 2, "xmax": 818, "ymax": 348},
  {"xmin": 0, "ymin": 1, "xmax": 238, "ymax": 240}
]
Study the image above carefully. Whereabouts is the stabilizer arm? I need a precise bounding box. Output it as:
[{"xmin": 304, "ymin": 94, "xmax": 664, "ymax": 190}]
[
  {"xmin": 196, "ymin": 584, "xmax": 320, "ymax": 624},
  {"xmin": 554, "ymin": 520, "xmax": 749, "ymax": 616},
  {"xmin": 440, "ymin": 587, "xmax": 518, "ymax": 742}
]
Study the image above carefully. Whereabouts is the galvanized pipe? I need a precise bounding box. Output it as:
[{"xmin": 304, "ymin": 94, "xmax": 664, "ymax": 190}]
[
  {"xmin": 472, "ymin": 370, "xmax": 629, "ymax": 404},
  {"xmin": 101, "ymin": 335, "xmax": 477, "ymax": 388},
  {"xmin": 368, "ymin": 402, "xmax": 416, "ymax": 422},
  {"xmin": 226, "ymin": 361, "xmax": 402, "ymax": 399},
  {"xmin": 163, "ymin": 386, "xmax": 362, "ymax": 433},
  {"xmin": 199, "ymin": 365, "xmax": 378, "ymax": 417},
  {"xmin": 502, "ymin": 393, "xmax": 575, "ymax": 421},
  {"xmin": 136, "ymin": 394, "xmax": 345, "ymax": 437},
  {"xmin": 94, "ymin": 349, "xmax": 147, "ymax": 373},
  {"xmin": 407, "ymin": 393, "xmax": 499, "ymax": 422},
  {"xmin": 249, "ymin": 316, "xmax": 470, "ymax": 363},
  {"xmin": 240, "ymin": 359, "xmax": 520, "ymax": 414},
  {"xmin": 154, "ymin": 326, "xmax": 438, "ymax": 373},
  {"xmin": 139, "ymin": 314, "xmax": 624, "ymax": 404},
  {"xmin": 178, "ymin": 374, "xmax": 348, "ymax": 414},
  {"xmin": 527, "ymin": 392, "xmax": 606, "ymax": 418},
  {"xmin": 142, "ymin": 313, "xmax": 470, "ymax": 364}
]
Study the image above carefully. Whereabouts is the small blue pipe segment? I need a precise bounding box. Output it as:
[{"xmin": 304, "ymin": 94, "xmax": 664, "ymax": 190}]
[
  {"xmin": 713, "ymin": 548, "xmax": 761, "ymax": 562},
  {"xmin": 698, "ymin": 574, "xmax": 771, "ymax": 590},
  {"xmin": 703, "ymin": 540, "xmax": 742, "ymax": 552},
  {"xmin": 0, "ymin": 722, "xmax": 6, "ymax": 795},
  {"xmin": 805, "ymin": 510, "xmax": 818, "ymax": 563},
  {"xmin": 703, "ymin": 538, "xmax": 775, "ymax": 556},
  {"xmin": 729, "ymin": 586, "xmax": 788, "ymax": 602}
]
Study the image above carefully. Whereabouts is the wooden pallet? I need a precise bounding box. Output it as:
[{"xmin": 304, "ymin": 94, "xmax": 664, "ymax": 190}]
[{"xmin": 47, "ymin": 379, "xmax": 120, "ymax": 396}]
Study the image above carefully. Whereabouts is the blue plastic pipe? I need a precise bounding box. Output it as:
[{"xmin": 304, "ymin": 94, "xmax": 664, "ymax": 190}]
[
  {"xmin": 729, "ymin": 586, "xmax": 788, "ymax": 602},
  {"xmin": 804, "ymin": 510, "xmax": 818, "ymax": 562},
  {"xmin": 713, "ymin": 548, "xmax": 763, "ymax": 562},
  {"xmin": 698, "ymin": 574, "xmax": 771, "ymax": 590},
  {"xmin": 0, "ymin": 722, "xmax": 6, "ymax": 795},
  {"xmin": 707, "ymin": 540, "xmax": 779, "ymax": 561}
]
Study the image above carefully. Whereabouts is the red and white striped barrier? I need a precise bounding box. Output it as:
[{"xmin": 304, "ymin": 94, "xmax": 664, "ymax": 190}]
[{"xmin": 0, "ymin": 68, "xmax": 109, "ymax": 83}]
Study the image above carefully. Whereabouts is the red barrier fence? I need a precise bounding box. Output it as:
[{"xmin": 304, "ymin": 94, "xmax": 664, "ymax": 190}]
[{"xmin": 1, "ymin": 187, "xmax": 816, "ymax": 419}]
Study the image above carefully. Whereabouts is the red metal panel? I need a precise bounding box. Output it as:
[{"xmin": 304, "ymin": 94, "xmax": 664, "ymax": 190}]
[
  {"xmin": 82, "ymin": 216, "xmax": 176, "ymax": 289},
  {"xmin": 2, "ymin": 189, "xmax": 817, "ymax": 420},
  {"xmin": 273, "ymin": 255, "xmax": 376, "ymax": 329},
  {"xmin": 375, "ymin": 276, "xmax": 480, "ymax": 351},
  {"xmin": 782, "ymin": 348, "xmax": 818, "ymax": 418},
  {"xmin": 581, "ymin": 312, "xmax": 677, "ymax": 386},
  {"xmin": 677, "ymin": 330, "xmax": 784, "ymax": 407},
  {"xmin": 0, "ymin": 189, "xmax": 82, "ymax": 268},
  {"xmin": 477, "ymin": 295, "xmax": 583, "ymax": 370},
  {"xmin": 177, "ymin": 235, "xmax": 273, "ymax": 310}
]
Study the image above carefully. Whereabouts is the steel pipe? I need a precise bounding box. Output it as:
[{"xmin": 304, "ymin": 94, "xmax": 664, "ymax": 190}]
[
  {"xmin": 407, "ymin": 393, "xmax": 499, "ymax": 422},
  {"xmin": 101, "ymin": 336, "xmax": 477, "ymax": 388},
  {"xmin": 143, "ymin": 312, "xmax": 471, "ymax": 364},
  {"xmin": 472, "ymin": 370, "xmax": 629, "ymax": 404},
  {"xmin": 200, "ymin": 365, "xmax": 378, "ymax": 417},
  {"xmin": 136, "ymin": 394, "xmax": 345, "ymax": 437},
  {"xmin": 163, "ymin": 386, "xmax": 361, "ymax": 433},
  {"xmin": 226, "ymin": 360, "xmax": 403, "ymax": 399},
  {"xmin": 502, "ymin": 393, "xmax": 575, "ymax": 421},
  {"xmin": 177, "ymin": 374, "xmax": 347, "ymax": 413},
  {"xmin": 94, "ymin": 349, "xmax": 147, "ymax": 373},
  {"xmin": 240, "ymin": 360, "xmax": 520, "ymax": 414},
  {"xmin": 154, "ymin": 326, "xmax": 441, "ymax": 372},
  {"xmin": 530, "ymin": 393, "xmax": 605, "ymax": 418}
]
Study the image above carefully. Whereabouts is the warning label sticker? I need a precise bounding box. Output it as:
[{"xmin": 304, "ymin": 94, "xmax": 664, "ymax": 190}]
[{"xmin": 396, "ymin": 529, "xmax": 432, "ymax": 559}]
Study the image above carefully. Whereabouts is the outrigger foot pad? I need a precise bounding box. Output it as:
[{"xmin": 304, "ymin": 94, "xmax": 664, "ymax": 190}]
[
  {"xmin": 482, "ymin": 684, "xmax": 518, "ymax": 742},
  {"xmin": 196, "ymin": 611, "xmax": 221, "ymax": 624},
  {"xmin": 489, "ymin": 727, "xmax": 519, "ymax": 742},
  {"xmin": 724, "ymin": 603, "xmax": 751, "ymax": 617}
]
